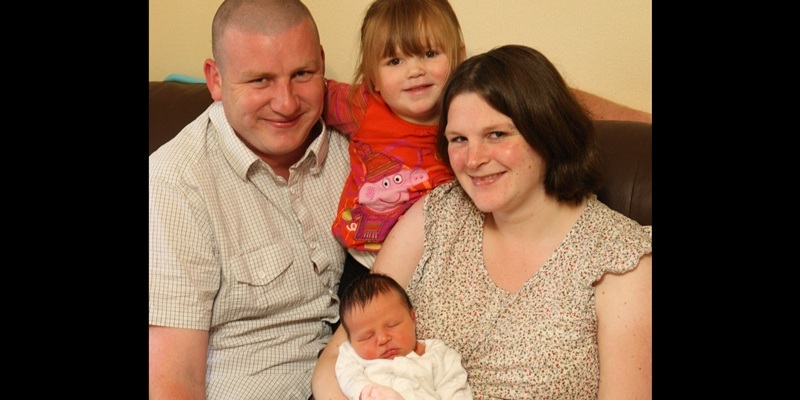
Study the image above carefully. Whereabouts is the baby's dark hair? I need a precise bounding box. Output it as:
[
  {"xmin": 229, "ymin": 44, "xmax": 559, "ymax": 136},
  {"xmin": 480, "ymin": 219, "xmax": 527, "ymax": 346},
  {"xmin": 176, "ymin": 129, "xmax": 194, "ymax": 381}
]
[{"xmin": 339, "ymin": 273, "xmax": 413, "ymax": 336}]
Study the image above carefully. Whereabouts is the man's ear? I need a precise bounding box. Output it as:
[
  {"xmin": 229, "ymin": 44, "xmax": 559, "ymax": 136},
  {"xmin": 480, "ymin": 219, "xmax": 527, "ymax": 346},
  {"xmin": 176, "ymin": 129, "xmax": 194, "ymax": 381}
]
[
  {"xmin": 204, "ymin": 58, "xmax": 223, "ymax": 101},
  {"xmin": 320, "ymin": 45, "xmax": 326, "ymax": 77}
]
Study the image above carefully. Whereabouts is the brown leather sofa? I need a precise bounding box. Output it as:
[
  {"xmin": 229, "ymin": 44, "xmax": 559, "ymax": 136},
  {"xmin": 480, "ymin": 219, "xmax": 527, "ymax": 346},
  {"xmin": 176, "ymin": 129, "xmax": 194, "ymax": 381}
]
[{"xmin": 149, "ymin": 81, "xmax": 651, "ymax": 226}]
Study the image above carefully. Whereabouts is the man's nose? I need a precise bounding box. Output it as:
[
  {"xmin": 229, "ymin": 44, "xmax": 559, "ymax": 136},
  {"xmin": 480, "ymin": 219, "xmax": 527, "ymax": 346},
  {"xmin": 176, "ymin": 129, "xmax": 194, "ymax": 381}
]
[{"xmin": 271, "ymin": 80, "xmax": 300, "ymax": 115}]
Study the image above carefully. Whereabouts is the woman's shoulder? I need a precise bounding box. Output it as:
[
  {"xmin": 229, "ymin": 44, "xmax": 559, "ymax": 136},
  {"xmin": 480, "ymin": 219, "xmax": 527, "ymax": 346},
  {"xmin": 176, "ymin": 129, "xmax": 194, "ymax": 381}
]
[
  {"xmin": 424, "ymin": 182, "xmax": 472, "ymax": 212},
  {"xmin": 417, "ymin": 182, "xmax": 478, "ymax": 247},
  {"xmin": 582, "ymin": 195, "xmax": 652, "ymax": 276},
  {"xmin": 586, "ymin": 195, "xmax": 651, "ymax": 239}
]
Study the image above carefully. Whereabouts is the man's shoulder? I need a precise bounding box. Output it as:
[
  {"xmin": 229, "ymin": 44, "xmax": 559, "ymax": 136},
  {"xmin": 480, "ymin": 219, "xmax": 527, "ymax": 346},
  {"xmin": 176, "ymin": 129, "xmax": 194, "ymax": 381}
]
[
  {"xmin": 149, "ymin": 110, "xmax": 215, "ymax": 179},
  {"xmin": 323, "ymin": 125, "xmax": 351, "ymax": 161}
]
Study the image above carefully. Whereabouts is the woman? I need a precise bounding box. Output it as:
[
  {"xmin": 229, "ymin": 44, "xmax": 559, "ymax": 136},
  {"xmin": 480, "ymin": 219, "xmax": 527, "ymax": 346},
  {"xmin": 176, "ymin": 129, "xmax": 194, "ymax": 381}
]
[{"xmin": 313, "ymin": 44, "xmax": 652, "ymax": 400}]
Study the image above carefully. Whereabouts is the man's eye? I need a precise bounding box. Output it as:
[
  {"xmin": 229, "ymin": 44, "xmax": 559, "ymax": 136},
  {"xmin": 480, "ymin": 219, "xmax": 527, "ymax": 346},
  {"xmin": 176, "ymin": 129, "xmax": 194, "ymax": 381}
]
[{"xmin": 294, "ymin": 71, "xmax": 315, "ymax": 82}]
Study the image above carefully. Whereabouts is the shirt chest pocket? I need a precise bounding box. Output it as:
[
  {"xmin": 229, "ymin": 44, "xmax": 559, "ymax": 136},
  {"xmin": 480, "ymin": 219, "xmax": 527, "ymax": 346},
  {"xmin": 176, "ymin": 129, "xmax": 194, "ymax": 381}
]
[{"xmin": 229, "ymin": 244, "xmax": 294, "ymax": 286}]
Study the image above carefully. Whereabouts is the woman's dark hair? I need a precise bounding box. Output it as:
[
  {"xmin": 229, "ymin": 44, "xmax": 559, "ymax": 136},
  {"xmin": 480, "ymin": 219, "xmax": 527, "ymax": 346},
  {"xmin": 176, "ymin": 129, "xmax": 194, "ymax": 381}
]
[
  {"xmin": 436, "ymin": 44, "xmax": 602, "ymax": 204},
  {"xmin": 339, "ymin": 273, "xmax": 413, "ymax": 336}
]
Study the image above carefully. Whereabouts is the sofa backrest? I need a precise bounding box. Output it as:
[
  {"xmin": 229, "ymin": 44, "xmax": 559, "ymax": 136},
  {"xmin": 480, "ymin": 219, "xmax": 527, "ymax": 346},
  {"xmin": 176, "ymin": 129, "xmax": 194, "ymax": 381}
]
[
  {"xmin": 593, "ymin": 120, "xmax": 652, "ymax": 226},
  {"xmin": 149, "ymin": 81, "xmax": 651, "ymax": 226},
  {"xmin": 149, "ymin": 81, "xmax": 214, "ymax": 155}
]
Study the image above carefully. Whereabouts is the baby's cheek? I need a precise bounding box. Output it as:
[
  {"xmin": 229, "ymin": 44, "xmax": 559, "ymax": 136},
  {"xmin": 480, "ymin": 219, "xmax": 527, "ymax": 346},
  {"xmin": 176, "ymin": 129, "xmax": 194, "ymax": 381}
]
[{"xmin": 354, "ymin": 342, "xmax": 379, "ymax": 360}]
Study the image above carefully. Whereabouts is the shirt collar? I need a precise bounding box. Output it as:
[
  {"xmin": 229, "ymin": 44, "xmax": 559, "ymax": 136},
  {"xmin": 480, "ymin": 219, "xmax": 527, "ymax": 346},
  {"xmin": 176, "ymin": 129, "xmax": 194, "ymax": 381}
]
[{"xmin": 209, "ymin": 102, "xmax": 331, "ymax": 180}]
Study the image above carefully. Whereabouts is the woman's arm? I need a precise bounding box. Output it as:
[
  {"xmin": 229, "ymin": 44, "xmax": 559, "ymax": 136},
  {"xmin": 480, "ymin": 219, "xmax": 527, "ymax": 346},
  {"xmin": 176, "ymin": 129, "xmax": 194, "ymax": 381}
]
[
  {"xmin": 312, "ymin": 199, "xmax": 427, "ymax": 399},
  {"xmin": 312, "ymin": 326, "xmax": 350, "ymax": 400},
  {"xmin": 370, "ymin": 198, "xmax": 426, "ymax": 287},
  {"xmin": 595, "ymin": 254, "xmax": 652, "ymax": 400}
]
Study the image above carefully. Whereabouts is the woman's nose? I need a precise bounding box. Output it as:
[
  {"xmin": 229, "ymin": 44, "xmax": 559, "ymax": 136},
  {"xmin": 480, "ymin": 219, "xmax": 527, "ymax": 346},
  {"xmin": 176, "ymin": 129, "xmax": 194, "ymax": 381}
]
[{"xmin": 466, "ymin": 142, "xmax": 487, "ymax": 169}]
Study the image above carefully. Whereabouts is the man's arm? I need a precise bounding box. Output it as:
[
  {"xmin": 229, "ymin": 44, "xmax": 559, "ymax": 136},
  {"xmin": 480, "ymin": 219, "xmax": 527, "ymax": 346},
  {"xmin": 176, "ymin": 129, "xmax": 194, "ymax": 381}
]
[
  {"xmin": 571, "ymin": 88, "xmax": 652, "ymax": 124},
  {"xmin": 149, "ymin": 325, "xmax": 210, "ymax": 400}
]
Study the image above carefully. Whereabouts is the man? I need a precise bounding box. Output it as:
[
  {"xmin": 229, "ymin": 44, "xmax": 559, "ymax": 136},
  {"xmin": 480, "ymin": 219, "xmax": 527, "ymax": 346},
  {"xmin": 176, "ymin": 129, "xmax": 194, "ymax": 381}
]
[{"xmin": 149, "ymin": 1, "xmax": 349, "ymax": 399}]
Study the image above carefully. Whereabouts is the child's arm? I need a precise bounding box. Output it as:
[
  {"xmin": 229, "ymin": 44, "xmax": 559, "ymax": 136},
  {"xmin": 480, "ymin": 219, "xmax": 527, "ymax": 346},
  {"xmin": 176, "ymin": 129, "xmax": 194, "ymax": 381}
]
[{"xmin": 324, "ymin": 79, "xmax": 369, "ymax": 136}]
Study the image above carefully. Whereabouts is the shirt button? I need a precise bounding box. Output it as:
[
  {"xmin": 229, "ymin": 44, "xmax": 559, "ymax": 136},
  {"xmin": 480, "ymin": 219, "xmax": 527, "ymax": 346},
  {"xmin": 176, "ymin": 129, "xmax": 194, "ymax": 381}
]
[{"xmin": 260, "ymin": 272, "xmax": 266, "ymax": 279}]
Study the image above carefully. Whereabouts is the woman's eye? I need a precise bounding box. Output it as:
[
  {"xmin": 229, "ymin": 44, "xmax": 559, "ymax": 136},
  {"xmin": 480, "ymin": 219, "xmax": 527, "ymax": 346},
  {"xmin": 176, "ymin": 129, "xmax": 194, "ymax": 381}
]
[{"xmin": 448, "ymin": 136, "xmax": 465, "ymax": 143}]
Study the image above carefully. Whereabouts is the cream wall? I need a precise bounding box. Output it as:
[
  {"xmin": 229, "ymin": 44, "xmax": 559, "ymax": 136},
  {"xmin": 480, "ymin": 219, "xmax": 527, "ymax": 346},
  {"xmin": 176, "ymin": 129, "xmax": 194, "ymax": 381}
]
[{"xmin": 149, "ymin": 0, "xmax": 651, "ymax": 113}]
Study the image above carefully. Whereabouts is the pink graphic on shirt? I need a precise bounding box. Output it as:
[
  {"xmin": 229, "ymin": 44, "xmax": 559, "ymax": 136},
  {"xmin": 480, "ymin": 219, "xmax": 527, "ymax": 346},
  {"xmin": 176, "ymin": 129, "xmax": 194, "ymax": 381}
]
[{"xmin": 350, "ymin": 151, "xmax": 429, "ymax": 241}]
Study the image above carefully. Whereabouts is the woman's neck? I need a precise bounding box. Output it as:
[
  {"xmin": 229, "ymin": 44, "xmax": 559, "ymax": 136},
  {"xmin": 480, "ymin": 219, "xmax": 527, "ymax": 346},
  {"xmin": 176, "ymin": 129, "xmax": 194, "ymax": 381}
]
[
  {"xmin": 485, "ymin": 195, "xmax": 586, "ymax": 240},
  {"xmin": 482, "ymin": 196, "xmax": 587, "ymax": 293}
]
